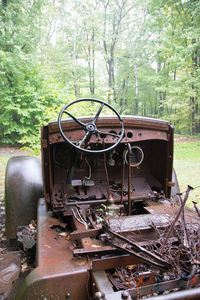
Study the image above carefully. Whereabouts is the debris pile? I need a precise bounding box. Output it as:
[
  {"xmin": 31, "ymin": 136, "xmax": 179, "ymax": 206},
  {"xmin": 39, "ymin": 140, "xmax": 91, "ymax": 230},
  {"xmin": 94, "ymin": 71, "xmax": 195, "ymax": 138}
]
[{"xmin": 17, "ymin": 221, "xmax": 37, "ymax": 251}]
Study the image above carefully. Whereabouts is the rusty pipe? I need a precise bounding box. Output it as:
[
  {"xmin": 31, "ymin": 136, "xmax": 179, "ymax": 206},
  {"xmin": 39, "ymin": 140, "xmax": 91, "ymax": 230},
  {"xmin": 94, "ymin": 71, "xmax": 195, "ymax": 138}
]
[
  {"xmin": 161, "ymin": 185, "xmax": 193, "ymax": 252},
  {"xmin": 121, "ymin": 157, "xmax": 125, "ymax": 205},
  {"xmin": 103, "ymin": 153, "xmax": 114, "ymax": 204},
  {"xmin": 127, "ymin": 143, "xmax": 132, "ymax": 215},
  {"xmin": 177, "ymin": 194, "xmax": 190, "ymax": 248}
]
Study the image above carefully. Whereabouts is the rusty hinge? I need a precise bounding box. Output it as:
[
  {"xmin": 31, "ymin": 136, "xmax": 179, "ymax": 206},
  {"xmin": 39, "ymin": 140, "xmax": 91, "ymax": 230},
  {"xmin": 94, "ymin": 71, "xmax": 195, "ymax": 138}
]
[
  {"xmin": 45, "ymin": 193, "xmax": 50, "ymax": 203},
  {"xmin": 168, "ymin": 181, "xmax": 175, "ymax": 187}
]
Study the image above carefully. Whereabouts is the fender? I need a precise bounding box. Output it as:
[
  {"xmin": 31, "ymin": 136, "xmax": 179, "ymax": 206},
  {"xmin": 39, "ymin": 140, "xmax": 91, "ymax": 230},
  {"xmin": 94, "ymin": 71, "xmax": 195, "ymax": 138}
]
[{"xmin": 5, "ymin": 156, "xmax": 43, "ymax": 239}]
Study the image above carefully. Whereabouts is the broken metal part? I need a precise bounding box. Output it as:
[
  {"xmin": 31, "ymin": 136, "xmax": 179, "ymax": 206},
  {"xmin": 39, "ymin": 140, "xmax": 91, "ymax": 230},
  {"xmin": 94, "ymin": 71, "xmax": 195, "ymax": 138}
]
[
  {"xmin": 108, "ymin": 214, "xmax": 170, "ymax": 232},
  {"xmin": 192, "ymin": 201, "xmax": 200, "ymax": 218},
  {"xmin": 177, "ymin": 194, "xmax": 190, "ymax": 248},
  {"xmin": 181, "ymin": 264, "xmax": 198, "ymax": 280},
  {"xmin": 108, "ymin": 275, "xmax": 127, "ymax": 291},
  {"xmin": 161, "ymin": 185, "xmax": 194, "ymax": 251},
  {"xmin": 108, "ymin": 267, "xmax": 157, "ymax": 291},
  {"xmin": 93, "ymin": 270, "xmax": 200, "ymax": 300},
  {"xmin": 17, "ymin": 223, "xmax": 36, "ymax": 250},
  {"xmin": 102, "ymin": 225, "xmax": 170, "ymax": 270},
  {"xmin": 73, "ymin": 245, "xmax": 114, "ymax": 256}
]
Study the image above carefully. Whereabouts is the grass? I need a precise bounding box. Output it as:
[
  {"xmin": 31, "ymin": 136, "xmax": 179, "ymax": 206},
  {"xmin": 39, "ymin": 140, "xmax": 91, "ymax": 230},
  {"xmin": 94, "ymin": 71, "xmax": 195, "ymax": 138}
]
[
  {"xmin": 174, "ymin": 139, "xmax": 200, "ymax": 207},
  {"xmin": 0, "ymin": 137, "xmax": 200, "ymax": 207}
]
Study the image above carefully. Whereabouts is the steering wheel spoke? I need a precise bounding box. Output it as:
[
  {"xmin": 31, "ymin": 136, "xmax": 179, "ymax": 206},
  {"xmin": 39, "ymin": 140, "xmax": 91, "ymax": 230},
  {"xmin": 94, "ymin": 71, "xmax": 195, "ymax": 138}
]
[
  {"xmin": 97, "ymin": 130, "xmax": 120, "ymax": 138},
  {"xmin": 78, "ymin": 131, "xmax": 91, "ymax": 148},
  {"xmin": 92, "ymin": 103, "xmax": 105, "ymax": 124},
  {"xmin": 63, "ymin": 111, "xmax": 86, "ymax": 127}
]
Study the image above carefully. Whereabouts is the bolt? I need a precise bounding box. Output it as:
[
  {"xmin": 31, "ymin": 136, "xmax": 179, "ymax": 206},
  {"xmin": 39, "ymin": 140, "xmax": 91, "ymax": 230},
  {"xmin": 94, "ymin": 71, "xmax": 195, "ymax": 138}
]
[
  {"xmin": 121, "ymin": 290, "xmax": 130, "ymax": 299},
  {"xmin": 66, "ymin": 292, "xmax": 70, "ymax": 299},
  {"xmin": 93, "ymin": 291, "xmax": 105, "ymax": 300}
]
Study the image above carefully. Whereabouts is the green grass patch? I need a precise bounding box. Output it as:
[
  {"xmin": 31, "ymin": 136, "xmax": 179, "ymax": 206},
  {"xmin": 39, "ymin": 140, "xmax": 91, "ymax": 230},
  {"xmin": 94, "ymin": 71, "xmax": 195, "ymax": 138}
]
[{"xmin": 174, "ymin": 140, "xmax": 200, "ymax": 207}]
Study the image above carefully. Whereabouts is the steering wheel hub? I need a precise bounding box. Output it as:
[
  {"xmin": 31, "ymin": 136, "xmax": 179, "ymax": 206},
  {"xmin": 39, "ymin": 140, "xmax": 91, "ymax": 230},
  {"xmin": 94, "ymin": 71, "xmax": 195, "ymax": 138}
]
[{"xmin": 86, "ymin": 123, "xmax": 96, "ymax": 133}]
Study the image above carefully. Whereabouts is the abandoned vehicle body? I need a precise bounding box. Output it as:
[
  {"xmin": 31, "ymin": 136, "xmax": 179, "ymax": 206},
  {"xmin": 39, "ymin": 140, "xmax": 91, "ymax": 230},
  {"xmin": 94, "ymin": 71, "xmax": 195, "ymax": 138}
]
[{"xmin": 5, "ymin": 99, "xmax": 200, "ymax": 299}]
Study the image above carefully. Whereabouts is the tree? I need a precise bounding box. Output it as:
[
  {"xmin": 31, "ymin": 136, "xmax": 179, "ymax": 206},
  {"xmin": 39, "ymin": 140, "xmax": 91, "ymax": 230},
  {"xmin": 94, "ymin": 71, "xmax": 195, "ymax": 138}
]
[
  {"xmin": 0, "ymin": 0, "xmax": 58, "ymax": 146},
  {"xmin": 99, "ymin": 0, "xmax": 134, "ymax": 103}
]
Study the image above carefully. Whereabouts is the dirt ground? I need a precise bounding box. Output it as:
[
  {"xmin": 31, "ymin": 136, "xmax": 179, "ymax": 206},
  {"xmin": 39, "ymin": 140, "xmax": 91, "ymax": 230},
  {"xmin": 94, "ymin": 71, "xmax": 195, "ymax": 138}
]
[{"xmin": 0, "ymin": 146, "xmax": 32, "ymax": 156}]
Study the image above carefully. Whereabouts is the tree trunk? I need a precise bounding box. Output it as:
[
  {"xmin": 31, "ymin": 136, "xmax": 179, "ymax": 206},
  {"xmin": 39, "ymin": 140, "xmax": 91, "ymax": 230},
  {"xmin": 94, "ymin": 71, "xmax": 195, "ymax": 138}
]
[
  {"xmin": 120, "ymin": 78, "xmax": 126, "ymax": 114},
  {"xmin": 87, "ymin": 28, "xmax": 95, "ymax": 95},
  {"xmin": 134, "ymin": 62, "xmax": 138, "ymax": 115},
  {"xmin": 73, "ymin": 31, "xmax": 79, "ymax": 97},
  {"xmin": 190, "ymin": 95, "xmax": 195, "ymax": 135},
  {"xmin": 91, "ymin": 28, "xmax": 95, "ymax": 94},
  {"xmin": 2, "ymin": 0, "xmax": 7, "ymax": 6}
]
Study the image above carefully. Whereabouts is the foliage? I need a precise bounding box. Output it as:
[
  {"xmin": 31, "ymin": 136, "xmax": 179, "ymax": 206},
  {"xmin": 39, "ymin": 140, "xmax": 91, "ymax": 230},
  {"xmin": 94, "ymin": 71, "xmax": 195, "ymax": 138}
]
[
  {"xmin": 0, "ymin": 0, "xmax": 200, "ymax": 149},
  {"xmin": 0, "ymin": 0, "xmax": 61, "ymax": 147},
  {"xmin": 0, "ymin": 155, "xmax": 9, "ymax": 200}
]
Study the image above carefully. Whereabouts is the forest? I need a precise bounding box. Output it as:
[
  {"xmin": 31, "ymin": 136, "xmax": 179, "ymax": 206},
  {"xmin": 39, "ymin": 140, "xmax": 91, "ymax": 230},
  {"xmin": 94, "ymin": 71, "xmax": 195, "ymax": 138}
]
[{"xmin": 0, "ymin": 0, "xmax": 200, "ymax": 149}]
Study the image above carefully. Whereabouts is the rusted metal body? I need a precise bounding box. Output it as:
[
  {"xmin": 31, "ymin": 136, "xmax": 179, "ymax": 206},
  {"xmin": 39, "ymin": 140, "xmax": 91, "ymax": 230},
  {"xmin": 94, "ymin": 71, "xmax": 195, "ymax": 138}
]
[
  {"xmin": 13, "ymin": 105, "xmax": 200, "ymax": 299},
  {"xmin": 42, "ymin": 116, "xmax": 174, "ymax": 210}
]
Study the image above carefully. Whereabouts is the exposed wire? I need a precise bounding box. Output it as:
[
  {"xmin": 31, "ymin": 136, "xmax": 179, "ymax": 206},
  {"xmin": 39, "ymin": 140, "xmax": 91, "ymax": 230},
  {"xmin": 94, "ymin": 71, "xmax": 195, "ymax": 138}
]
[
  {"xmin": 84, "ymin": 157, "xmax": 91, "ymax": 180},
  {"xmin": 71, "ymin": 208, "xmax": 88, "ymax": 230}
]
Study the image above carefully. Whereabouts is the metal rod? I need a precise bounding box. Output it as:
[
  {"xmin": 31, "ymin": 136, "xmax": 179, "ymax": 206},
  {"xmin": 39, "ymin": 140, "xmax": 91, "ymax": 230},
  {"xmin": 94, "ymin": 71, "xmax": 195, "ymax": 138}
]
[
  {"xmin": 64, "ymin": 195, "xmax": 155, "ymax": 206},
  {"xmin": 121, "ymin": 161, "xmax": 125, "ymax": 204},
  {"xmin": 161, "ymin": 185, "xmax": 193, "ymax": 252},
  {"xmin": 177, "ymin": 194, "xmax": 190, "ymax": 248},
  {"xmin": 102, "ymin": 224, "xmax": 170, "ymax": 270},
  {"xmin": 181, "ymin": 264, "xmax": 198, "ymax": 280},
  {"xmin": 192, "ymin": 201, "xmax": 200, "ymax": 218},
  {"xmin": 103, "ymin": 152, "xmax": 113, "ymax": 203},
  {"xmin": 127, "ymin": 143, "xmax": 132, "ymax": 215}
]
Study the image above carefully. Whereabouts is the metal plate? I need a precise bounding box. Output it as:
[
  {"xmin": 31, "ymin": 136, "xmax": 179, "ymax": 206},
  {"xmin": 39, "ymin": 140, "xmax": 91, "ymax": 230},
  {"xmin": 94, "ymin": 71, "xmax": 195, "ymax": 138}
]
[{"xmin": 109, "ymin": 214, "xmax": 170, "ymax": 232}]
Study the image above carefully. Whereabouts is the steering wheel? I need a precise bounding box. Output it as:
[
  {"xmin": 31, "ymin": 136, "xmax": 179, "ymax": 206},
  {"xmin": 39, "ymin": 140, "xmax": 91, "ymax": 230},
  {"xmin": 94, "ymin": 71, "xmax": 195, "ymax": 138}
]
[{"xmin": 58, "ymin": 98, "xmax": 124, "ymax": 153}]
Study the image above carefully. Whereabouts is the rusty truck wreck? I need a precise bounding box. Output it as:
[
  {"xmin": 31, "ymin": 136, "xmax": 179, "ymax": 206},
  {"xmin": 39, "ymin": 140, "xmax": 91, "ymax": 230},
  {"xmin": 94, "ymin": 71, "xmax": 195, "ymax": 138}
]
[{"xmin": 5, "ymin": 99, "xmax": 200, "ymax": 299}]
